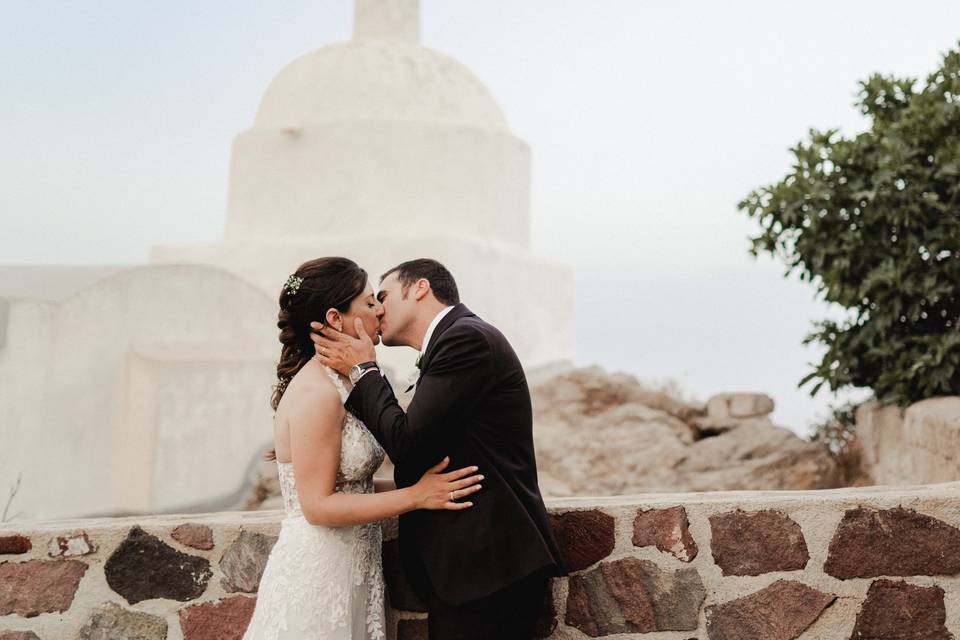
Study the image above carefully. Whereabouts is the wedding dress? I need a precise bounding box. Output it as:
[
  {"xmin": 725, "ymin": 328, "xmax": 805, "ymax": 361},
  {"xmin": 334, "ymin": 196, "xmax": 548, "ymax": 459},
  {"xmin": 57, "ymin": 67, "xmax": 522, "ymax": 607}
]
[{"xmin": 243, "ymin": 366, "xmax": 387, "ymax": 640}]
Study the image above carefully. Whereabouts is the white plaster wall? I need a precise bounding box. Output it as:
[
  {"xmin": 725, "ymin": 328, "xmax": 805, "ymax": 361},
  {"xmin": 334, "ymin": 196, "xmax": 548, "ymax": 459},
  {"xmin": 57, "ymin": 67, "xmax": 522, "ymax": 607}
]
[
  {"xmin": 253, "ymin": 40, "xmax": 508, "ymax": 131},
  {"xmin": 223, "ymin": 123, "xmax": 530, "ymax": 247},
  {"xmin": 152, "ymin": 234, "xmax": 575, "ymax": 378},
  {"xmin": 133, "ymin": 350, "xmax": 276, "ymax": 512},
  {"xmin": 857, "ymin": 397, "xmax": 960, "ymax": 485},
  {"xmin": 0, "ymin": 265, "xmax": 277, "ymax": 520}
]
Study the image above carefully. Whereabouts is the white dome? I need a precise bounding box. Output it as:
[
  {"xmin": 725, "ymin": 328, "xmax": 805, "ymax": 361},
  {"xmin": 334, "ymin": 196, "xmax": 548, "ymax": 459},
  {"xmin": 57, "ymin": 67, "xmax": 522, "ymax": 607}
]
[{"xmin": 253, "ymin": 40, "xmax": 510, "ymax": 132}]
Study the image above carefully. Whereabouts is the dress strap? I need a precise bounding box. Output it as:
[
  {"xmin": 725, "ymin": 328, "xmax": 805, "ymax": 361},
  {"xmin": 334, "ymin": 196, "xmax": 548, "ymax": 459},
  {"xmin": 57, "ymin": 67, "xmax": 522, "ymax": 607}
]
[{"xmin": 322, "ymin": 365, "xmax": 350, "ymax": 403}]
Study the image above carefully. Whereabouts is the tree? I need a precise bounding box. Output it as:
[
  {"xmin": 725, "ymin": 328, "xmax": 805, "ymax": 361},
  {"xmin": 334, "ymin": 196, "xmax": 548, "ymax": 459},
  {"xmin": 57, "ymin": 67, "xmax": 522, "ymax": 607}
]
[{"xmin": 739, "ymin": 46, "xmax": 960, "ymax": 405}]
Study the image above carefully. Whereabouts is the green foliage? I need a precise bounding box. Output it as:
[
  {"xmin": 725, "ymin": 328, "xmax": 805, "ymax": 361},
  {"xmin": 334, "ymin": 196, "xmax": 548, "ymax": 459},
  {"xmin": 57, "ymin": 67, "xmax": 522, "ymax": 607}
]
[
  {"xmin": 809, "ymin": 400, "xmax": 868, "ymax": 486},
  {"xmin": 808, "ymin": 400, "xmax": 859, "ymax": 455},
  {"xmin": 739, "ymin": 46, "xmax": 960, "ymax": 405}
]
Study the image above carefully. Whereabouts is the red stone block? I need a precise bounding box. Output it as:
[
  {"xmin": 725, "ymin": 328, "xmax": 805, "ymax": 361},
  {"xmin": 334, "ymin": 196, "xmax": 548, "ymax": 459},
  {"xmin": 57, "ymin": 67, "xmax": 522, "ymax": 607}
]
[
  {"xmin": 180, "ymin": 596, "xmax": 256, "ymax": 640},
  {"xmin": 825, "ymin": 507, "xmax": 960, "ymax": 579},
  {"xmin": 565, "ymin": 557, "xmax": 705, "ymax": 636},
  {"xmin": 709, "ymin": 509, "xmax": 809, "ymax": 576},
  {"xmin": 171, "ymin": 524, "xmax": 214, "ymax": 551},
  {"xmin": 0, "ymin": 536, "xmax": 31, "ymax": 555},
  {"xmin": 850, "ymin": 579, "xmax": 951, "ymax": 640},
  {"xmin": 549, "ymin": 509, "xmax": 615, "ymax": 572},
  {"xmin": 705, "ymin": 579, "xmax": 835, "ymax": 640},
  {"xmin": 0, "ymin": 559, "xmax": 87, "ymax": 617},
  {"xmin": 633, "ymin": 506, "xmax": 698, "ymax": 562}
]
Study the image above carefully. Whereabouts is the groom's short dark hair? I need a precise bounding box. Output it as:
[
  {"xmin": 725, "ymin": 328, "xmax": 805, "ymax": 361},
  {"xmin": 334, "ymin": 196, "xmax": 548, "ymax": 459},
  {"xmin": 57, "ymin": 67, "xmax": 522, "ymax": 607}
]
[{"xmin": 381, "ymin": 259, "xmax": 460, "ymax": 306}]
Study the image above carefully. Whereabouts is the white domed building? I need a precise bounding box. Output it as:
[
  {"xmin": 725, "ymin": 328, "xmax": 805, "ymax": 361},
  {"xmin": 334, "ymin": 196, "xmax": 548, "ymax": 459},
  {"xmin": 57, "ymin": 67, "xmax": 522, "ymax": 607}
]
[
  {"xmin": 0, "ymin": 0, "xmax": 574, "ymax": 520},
  {"xmin": 152, "ymin": 0, "xmax": 573, "ymax": 371}
]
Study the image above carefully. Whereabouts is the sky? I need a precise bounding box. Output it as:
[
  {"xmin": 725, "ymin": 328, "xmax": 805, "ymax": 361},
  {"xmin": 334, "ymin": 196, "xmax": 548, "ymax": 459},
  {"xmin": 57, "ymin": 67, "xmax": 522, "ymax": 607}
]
[{"xmin": 3, "ymin": 0, "xmax": 959, "ymax": 434}]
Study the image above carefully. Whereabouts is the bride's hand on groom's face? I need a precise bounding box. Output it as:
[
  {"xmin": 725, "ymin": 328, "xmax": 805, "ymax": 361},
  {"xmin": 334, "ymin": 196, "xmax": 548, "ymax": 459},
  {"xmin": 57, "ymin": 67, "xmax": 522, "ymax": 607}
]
[{"xmin": 310, "ymin": 318, "xmax": 377, "ymax": 376}]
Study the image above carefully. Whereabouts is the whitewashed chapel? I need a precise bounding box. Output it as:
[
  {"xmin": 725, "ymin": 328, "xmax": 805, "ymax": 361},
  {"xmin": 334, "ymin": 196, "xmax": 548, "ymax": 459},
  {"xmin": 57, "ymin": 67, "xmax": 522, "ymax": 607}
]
[{"xmin": 0, "ymin": 0, "xmax": 574, "ymax": 520}]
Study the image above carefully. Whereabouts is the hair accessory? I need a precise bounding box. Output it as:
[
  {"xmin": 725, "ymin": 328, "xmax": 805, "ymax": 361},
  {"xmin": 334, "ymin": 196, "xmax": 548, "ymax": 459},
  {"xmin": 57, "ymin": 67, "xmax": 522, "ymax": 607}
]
[
  {"xmin": 276, "ymin": 376, "xmax": 291, "ymax": 395},
  {"xmin": 284, "ymin": 275, "xmax": 304, "ymax": 296}
]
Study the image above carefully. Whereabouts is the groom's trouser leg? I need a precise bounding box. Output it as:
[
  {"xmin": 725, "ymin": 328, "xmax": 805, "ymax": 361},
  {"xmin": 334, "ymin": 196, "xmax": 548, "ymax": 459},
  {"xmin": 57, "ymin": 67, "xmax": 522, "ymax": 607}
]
[{"xmin": 426, "ymin": 569, "xmax": 550, "ymax": 640}]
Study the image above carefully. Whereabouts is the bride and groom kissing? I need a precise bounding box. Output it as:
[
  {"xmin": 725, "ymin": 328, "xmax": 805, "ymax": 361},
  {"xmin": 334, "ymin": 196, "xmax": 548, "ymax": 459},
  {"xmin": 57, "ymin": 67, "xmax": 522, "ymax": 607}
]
[{"xmin": 243, "ymin": 257, "xmax": 565, "ymax": 640}]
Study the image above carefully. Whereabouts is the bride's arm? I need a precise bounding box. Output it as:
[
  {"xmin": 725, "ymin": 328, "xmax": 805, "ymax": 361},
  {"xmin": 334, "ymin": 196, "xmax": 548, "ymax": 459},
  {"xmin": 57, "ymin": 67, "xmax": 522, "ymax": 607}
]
[{"xmin": 291, "ymin": 386, "xmax": 482, "ymax": 527}]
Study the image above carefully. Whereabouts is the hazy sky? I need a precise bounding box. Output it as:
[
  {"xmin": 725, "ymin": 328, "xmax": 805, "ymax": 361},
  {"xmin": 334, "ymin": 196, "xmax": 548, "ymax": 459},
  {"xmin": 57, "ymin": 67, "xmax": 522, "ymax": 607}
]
[{"xmin": 3, "ymin": 1, "xmax": 959, "ymax": 433}]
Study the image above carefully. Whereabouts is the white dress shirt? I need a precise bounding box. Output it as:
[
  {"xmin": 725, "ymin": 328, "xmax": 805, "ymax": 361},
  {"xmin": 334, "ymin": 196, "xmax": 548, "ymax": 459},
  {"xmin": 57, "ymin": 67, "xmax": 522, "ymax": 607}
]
[{"xmin": 406, "ymin": 306, "xmax": 455, "ymax": 392}]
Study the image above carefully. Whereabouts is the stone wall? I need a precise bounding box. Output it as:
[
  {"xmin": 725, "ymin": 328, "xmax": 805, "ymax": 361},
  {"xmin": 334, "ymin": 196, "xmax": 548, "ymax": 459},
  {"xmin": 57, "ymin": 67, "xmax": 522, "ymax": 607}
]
[
  {"xmin": 857, "ymin": 397, "xmax": 960, "ymax": 486},
  {"xmin": 1, "ymin": 482, "xmax": 959, "ymax": 639}
]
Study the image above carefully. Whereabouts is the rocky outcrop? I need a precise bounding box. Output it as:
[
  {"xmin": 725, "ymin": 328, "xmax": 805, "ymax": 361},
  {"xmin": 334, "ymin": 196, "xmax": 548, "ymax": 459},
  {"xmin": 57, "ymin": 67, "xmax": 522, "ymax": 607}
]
[{"xmin": 532, "ymin": 367, "xmax": 840, "ymax": 496}]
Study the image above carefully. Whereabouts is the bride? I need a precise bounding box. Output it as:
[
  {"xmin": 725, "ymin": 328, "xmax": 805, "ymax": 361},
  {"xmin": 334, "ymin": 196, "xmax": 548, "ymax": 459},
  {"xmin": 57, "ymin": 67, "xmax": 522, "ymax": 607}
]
[{"xmin": 243, "ymin": 257, "xmax": 484, "ymax": 640}]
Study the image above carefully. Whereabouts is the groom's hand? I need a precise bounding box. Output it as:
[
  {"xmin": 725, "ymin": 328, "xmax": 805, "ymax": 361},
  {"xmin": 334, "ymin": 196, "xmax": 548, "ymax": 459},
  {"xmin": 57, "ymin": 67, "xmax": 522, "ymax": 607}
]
[{"xmin": 310, "ymin": 318, "xmax": 377, "ymax": 376}]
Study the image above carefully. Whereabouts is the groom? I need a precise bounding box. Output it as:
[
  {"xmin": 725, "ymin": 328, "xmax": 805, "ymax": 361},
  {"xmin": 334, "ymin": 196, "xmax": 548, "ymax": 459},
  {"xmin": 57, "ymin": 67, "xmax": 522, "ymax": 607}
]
[{"xmin": 312, "ymin": 258, "xmax": 563, "ymax": 640}]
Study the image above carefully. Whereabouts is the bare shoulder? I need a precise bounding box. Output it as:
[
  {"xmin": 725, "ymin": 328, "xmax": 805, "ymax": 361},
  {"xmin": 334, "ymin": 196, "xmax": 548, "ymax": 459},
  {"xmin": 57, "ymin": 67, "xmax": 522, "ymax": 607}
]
[{"xmin": 286, "ymin": 377, "xmax": 345, "ymax": 431}]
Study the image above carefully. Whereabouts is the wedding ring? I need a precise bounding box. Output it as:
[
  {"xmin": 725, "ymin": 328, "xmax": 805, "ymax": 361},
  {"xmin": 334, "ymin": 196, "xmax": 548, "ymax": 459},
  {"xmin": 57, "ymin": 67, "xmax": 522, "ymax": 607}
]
[{"xmin": 449, "ymin": 491, "xmax": 455, "ymax": 501}]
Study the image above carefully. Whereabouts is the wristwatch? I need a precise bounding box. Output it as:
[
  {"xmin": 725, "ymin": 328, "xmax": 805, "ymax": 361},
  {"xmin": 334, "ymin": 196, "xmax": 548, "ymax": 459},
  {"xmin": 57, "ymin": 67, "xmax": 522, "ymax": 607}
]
[{"xmin": 349, "ymin": 361, "xmax": 379, "ymax": 385}]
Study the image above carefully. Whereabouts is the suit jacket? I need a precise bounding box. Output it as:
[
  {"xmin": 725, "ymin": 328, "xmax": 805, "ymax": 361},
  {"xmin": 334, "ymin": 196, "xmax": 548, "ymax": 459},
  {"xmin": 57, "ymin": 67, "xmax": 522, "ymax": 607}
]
[{"xmin": 345, "ymin": 304, "xmax": 565, "ymax": 605}]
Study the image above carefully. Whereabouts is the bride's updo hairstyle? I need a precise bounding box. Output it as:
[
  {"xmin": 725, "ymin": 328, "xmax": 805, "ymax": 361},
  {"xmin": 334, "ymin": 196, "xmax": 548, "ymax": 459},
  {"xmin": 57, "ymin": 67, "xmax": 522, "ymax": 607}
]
[{"xmin": 271, "ymin": 257, "xmax": 368, "ymax": 411}]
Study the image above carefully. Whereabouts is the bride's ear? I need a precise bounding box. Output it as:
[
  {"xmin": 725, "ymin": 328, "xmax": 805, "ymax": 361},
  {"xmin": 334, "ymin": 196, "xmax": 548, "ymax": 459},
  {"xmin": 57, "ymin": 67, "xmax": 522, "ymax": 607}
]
[{"xmin": 325, "ymin": 308, "xmax": 343, "ymax": 332}]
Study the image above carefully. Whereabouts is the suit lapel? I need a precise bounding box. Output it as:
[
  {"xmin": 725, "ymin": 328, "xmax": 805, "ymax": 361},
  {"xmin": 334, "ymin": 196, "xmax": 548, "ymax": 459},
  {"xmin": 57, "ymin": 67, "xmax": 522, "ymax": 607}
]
[
  {"xmin": 404, "ymin": 304, "xmax": 474, "ymax": 392},
  {"xmin": 420, "ymin": 304, "xmax": 473, "ymax": 372}
]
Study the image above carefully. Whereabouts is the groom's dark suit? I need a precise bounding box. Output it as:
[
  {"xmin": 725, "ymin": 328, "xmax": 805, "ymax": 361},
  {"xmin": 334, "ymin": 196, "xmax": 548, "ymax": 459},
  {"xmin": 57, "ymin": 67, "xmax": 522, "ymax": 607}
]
[{"xmin": 345, "ymin": 304, "xmax": 564, "ymax": 637}]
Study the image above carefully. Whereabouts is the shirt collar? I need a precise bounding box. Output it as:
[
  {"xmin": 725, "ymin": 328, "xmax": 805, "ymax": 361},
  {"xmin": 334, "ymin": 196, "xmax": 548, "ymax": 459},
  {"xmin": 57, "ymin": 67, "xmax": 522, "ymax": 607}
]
[{"xmin": 419, "ymin": 305, "xmax": 455, "ymax": 361}]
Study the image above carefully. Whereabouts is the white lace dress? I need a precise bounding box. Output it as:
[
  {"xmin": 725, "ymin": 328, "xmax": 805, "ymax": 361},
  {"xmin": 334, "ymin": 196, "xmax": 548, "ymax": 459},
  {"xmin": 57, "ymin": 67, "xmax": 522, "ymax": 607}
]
[{"xmin": 243, "ymin": 367, "xmax": 387, "ymax": 640}]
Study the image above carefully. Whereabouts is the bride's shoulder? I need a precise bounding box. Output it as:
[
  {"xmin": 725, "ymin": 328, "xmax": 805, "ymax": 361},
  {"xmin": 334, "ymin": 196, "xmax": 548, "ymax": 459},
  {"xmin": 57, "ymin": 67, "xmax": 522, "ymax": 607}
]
[
  {"xmin": 293, "ymin": 377, "xmax": 342, "ymax": 406},
  {"xmin": 282, "ymin": 371, "xmax": 343, "ymax": 417}
]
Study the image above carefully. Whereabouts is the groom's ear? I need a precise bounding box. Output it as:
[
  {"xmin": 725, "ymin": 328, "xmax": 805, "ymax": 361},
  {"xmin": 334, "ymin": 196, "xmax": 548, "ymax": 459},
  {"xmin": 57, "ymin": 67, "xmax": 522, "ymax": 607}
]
[{"xmin": 413, "ymin": 278, "xmax": 431, "ymax": 302}]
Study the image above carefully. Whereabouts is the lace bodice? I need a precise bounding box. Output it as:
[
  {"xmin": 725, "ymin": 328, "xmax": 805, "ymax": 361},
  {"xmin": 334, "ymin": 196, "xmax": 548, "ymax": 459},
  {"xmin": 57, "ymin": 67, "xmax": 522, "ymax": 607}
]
[
  {"xmin": 278, "ymin": 366, "xmax": 385, "ymax": 518},
  {"xmin": 245, "ymin": 365, "xmax": 386, "ymax": 640}
]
